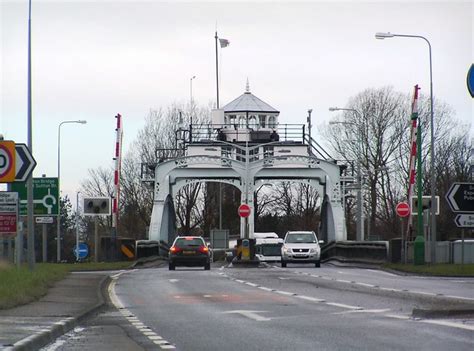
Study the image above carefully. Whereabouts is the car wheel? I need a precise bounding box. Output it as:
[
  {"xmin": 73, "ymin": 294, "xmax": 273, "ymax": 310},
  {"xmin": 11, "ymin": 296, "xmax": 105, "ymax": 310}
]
[
  {"xmin": 315, "ymin": 260, "xmax": 320, "ymax": 268},
  {"xmin": 169, "ymin": 263, "xmax": 175, "ymax": 270},
  {"xmin": 281, "ymin": 261, "xmax": 287, "ymax": 268},
  {"xmin": 204, "ymin": 263, "xmax": 211, "ymax": 270}
]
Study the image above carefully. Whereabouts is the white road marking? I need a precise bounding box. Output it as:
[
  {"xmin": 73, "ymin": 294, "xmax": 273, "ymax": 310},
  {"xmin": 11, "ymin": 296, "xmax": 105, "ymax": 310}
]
[
  {"xmin": 411, "ymin": 291, "xmax": 437, "ymax": 297},
  {"xmin": 203, "ymin": 295, "xmax": 212, "ymax": 298},
  {"xmin": 278, "ymin": 277, "xmax": 291, "ymax": 280},
  {"xmin": 326, "ymin": 302, "xmax": 362, "ymax": 310},
  {"xmin": 366, "ymin": 269, "xmax": 397, "ymax": 277},
  {"xmin": 258, "ymin": 287, "xmax": 273, "ymax": 291},
  {"xmin": 235, "ymin": 279, "xmax": 245, "ymax": 283},
  {"xmin": 356, "ymin": 282, "xmax": 375, "ymax": 288},
  {"xmin": 334, "ymin": 309, "xmax": 391, "ymax": 315},
  {"xmin": 445, "ymin": 295, "xmax": 474, "ymax": 301},
  {"xmin": 421, "ymin": 319, "xmax": 474, "ymax": 332},
  {"xmin": 275, "ymin": 290, "xmax": 296, "ymax": 296},
  {"xmin": 296, "ymin": 295, "xmax": 325, "ymax": 303},
  {"xmin": 245, "ymin": 282, "xmax": 258, "ymax": 287},
  {"xmin": 385, "ymin": 314, "xmax": 411, "ymax": 320},
  {"xmin": 169, "ymin": 279, "xmax": 180, "ymax": 283},
  {"xmin": 336, "ymin": 279, "xmax": 352, "ymax": 284},
  {"xmin": 109, "ymin": 269, "xmax": 175, "ymax": 350},
  {"xmin": 223, "ymin": 310, "xmax": 271, "ymax": 321}
]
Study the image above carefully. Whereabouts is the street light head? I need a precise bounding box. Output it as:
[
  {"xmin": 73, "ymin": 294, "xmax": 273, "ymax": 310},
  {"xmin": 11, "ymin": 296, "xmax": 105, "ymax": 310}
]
[
  {"xmin": 375, "ymin": 32, "xmax": 394, "ymax": 40},
  {"xmin": 77, "ymin": 120, "xmax": 87, "ymax": 124},
  {"xmin": 328, "ymin": 107, "xmax": 340, "ymax": 112}
]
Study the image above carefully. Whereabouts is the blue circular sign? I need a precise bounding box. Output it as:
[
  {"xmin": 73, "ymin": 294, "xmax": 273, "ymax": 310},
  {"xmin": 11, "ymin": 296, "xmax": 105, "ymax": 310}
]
[
  {"xmin": 468, "ymin": 64, "xmax": 474, "ymax": 98},
  {"xmin": 74, "ymin": 243, "xmax": 89, "ymax": 259}
]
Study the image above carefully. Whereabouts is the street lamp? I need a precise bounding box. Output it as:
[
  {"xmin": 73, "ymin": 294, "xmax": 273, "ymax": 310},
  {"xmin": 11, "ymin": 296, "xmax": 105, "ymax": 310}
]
[
  {"xmin": 57, "ymin": 120, "xmax": 87, "ymax": 262},
  {"xmin": 329, "ymin": 107, "xmax": 364, "ymax": 241},
  {"xmin": 75, "ymin": 191, "xmax": 81, "ymax": 262},
  {"xmin": 375, "ymin": 31, "xmax": 436, "ymax": 263}
]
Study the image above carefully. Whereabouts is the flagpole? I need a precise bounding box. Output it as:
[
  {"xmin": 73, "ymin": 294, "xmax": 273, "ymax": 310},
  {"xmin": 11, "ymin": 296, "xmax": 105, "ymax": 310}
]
[{"xmin": 215, "ymin": 31, "xmax": 220, "ymax": 108}]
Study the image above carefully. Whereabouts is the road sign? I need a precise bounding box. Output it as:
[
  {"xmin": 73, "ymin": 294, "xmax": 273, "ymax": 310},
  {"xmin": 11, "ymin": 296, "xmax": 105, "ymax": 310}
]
[
  {"xmin": 238, "ymin": 204, "xmax": 251, "ymax": 218},
  {"xmin": 446, "ymin": 182, "xmax": 474, "ymax": 213},
  {"xmin": 395, "ymin": 202, "xmax": 410, "ymax": 217},
  {"xmin": 410, "ymin": 196, "xmax": 440, "ymax": 215},
  {"xmin": 468, "ymin": 64, "xmax": 474, "ymax": 98},
  {"xmin": 0, "ymin": 141, "xmax": 16, "ymax": 183},
  {"xmin": 0, "ymin": 191, "xmax": 18, "ymax": 236},
  {"xmin": 35, "ymin": 216, "xmax": 53, "ymax": 224},
  {"xmin": 14, "ymin": 143, "xmax": 37, "ymax": 182},
  {"xmin": 11, "ymin": 177, "xmax": 59, "ymax": 216},
  {"xmin": 455, "ymin": 214, "xmax": 474, "ymax": 228},
  {"xmin": 74, "ymin": 243, "xmax": 89, "ymax": 259}
]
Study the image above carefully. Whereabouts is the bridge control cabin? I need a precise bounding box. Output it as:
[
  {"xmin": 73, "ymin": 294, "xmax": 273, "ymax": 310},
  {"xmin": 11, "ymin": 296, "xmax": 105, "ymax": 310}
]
[{"xmin": 175, "ymin": 85, "xmax": 333, "ymax": 166}]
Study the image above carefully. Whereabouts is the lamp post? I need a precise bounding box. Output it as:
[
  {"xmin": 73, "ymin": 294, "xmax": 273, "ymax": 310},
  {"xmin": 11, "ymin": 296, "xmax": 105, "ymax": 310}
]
[
  {"xmin": 329, "ymin": 107, "xmax": 364, "ymax": 241},
  {"xmin": 57, "ymin": 120, "xmax": 87, "ymax": 262},
  {"xmin": 375, "ymin": 31, "xmax": 436, "ymax": 263},
  {"xmin": 75, "ymin": 191, "xmax": 81, "ymax": 261}
]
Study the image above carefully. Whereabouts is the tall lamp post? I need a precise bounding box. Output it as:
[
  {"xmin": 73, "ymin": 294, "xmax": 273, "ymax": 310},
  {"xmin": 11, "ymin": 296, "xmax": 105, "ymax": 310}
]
[
  {"xmin": 57, "ymin": 120, "xmax": 87, "ymax": 262},
  {"xmin": 190, "ymin": 75, "xmax": 196, "ymax": 108},
  {"xmin": 75, "ymin": 191, "xmax": 81, "ymax": 262},
  {"xmin": 329, "ymin": 107, "xmax": 364, "ymax": 241},
  {"xmin": 375, "ymin": 32, "xmax": 436, "ymax": 263}
]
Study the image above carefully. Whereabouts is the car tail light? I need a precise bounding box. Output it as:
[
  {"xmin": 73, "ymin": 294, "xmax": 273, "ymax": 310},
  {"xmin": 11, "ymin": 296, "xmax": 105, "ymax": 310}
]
[
  {"xmin": 198, "ymin": 246, "xmax": 209, "ymax": 254},
  {"xmin": 170, "ymin": 246, "xmax": 181, "ymax": 253}
]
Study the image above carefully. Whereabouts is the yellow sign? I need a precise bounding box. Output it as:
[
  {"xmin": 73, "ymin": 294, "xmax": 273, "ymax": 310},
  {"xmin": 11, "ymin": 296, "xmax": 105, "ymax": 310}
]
[{"xmin": 0, "ymin": 141, "xmax": 16, "ymax": 183}]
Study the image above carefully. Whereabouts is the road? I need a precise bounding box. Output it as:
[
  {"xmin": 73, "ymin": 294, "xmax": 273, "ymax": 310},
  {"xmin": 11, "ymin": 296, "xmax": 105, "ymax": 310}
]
[{"xmin": 44, "ymin": 262, "xmax": 474, "ymax": 350}]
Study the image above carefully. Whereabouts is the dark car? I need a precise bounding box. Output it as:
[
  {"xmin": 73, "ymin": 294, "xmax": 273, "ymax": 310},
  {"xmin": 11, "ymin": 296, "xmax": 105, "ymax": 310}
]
[{"xmin": 169, "ymin": 236, "xmax": 211, "ymax": 270}]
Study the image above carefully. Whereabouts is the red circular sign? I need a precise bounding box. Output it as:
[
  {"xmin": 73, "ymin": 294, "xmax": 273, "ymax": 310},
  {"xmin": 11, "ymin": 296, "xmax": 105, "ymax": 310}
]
[
  {"xmin": 238, "ymin": 204, "xmax": 251, "ymax": 218},
  {"xmin": 396, "ymin": 202, "xmax": 410, "ymax": 217}
]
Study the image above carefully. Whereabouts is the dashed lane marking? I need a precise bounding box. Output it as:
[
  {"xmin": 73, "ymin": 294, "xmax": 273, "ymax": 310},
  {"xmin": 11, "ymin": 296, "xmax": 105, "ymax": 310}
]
[
  {"xmin": 420, "ymin": 319, "xmax": 474, "ymax": 332},
  {"xmin": 325, "ymin": 302, "xmax": 362, "ymax": 310},
  {"xmin": 109, "ymin": 270, "xmax": 176, "ymax": 349}
]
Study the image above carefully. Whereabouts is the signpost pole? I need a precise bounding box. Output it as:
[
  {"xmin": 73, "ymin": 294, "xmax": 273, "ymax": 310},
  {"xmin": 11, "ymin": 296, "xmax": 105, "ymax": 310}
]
[
  {"xmin": 42, "ymin": 223, "xmax": 47, "ymax": 262},
  {"xmin": 461, "ymin": 228, "xmax": 465, "ymax": 266},
  {"xmin": 94, "ymin": 217, "xmax": 99, "ymax": 263}
]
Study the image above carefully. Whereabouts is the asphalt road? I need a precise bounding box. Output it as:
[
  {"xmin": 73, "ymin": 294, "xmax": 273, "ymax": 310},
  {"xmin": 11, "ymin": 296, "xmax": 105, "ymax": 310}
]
[{"xmin": 44, "ymin": 263, "xmax": 474, "ymax": 351}]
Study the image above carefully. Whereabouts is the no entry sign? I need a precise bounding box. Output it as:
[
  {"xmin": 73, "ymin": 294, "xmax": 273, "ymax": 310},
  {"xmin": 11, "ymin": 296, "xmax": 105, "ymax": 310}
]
[
  {"xmin": 396, "ymin": 202, "xmax": 410, "ymax": 217},
  {"xmin": 238, "ymin": 204, "xmax": 251, "ymax": 218}
]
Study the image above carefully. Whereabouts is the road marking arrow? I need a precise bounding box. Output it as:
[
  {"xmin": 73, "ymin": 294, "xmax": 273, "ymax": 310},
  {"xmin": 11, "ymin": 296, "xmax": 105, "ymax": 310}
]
[{"xmin": 15, "ymin": 143, "xmax": 36, "ymax": 182}]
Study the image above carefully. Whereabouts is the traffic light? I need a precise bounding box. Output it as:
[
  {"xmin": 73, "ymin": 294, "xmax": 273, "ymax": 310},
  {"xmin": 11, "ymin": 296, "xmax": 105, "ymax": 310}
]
[{"xmin": 83, "ymin": 197, "xmax": 111, "ymax": 216}]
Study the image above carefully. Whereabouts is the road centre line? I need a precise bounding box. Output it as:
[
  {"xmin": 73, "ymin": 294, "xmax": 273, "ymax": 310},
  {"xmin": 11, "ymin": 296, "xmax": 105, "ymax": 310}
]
[
  {"xmin": 296, "ymin": 295, "xmax": 325, "ymax": 303},
  {"xmin": 325, "ymin": 302, "xmax": 362, "ymax": 310}
]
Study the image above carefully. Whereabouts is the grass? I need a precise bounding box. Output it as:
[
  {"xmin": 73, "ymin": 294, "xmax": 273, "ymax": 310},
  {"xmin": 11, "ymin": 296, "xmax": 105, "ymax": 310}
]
[
  {"xmin": 384, "ymin": 263, "xmax": 474, "ymax": 276},
  {"xmin": 0, "ymin": 260, "xmax": 133, "ymax": 310}
]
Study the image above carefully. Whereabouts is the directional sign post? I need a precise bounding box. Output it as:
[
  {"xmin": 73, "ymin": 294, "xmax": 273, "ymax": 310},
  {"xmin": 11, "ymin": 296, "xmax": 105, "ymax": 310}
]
[
  {"xmin": 446, "ymin": 183, "xmax": 474, "ymax": 213},
  {"xmin": 455, "ymin": 214, "xmax": 474, "ymax": 228},
  {"xmin": 14, "ymin": 143, "xmax": 37, "ymax": 182}
]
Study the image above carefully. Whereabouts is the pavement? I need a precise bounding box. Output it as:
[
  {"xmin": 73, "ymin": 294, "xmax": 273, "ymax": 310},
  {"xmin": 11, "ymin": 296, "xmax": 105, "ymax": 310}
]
[{"xmin": 0, "ymin": 271, "xmax": 110, "ymax": 351}]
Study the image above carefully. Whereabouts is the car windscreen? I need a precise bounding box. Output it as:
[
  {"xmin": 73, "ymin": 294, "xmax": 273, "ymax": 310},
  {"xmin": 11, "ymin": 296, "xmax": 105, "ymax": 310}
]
[
  {"xmin": 285, "ymin": 233, "xmax": 317, "ymax": 243},
  {"xmin": 175, "ymin": 238, "xmax": 204, "ymax": 248}
]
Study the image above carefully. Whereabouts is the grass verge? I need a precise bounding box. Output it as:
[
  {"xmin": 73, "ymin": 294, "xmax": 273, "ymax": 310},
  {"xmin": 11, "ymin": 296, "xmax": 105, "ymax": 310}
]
[
  {"xmin": 0, "ymin": 260, "xmax": 132, "ymax": 310},
  {"xmin": 384, "ymin": 263, "xmax": 474, "ymax": 276}
]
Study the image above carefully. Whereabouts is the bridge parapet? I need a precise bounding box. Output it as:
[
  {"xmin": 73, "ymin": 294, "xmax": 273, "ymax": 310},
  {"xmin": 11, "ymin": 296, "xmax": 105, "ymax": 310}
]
[{"xmin": 322, "ymin": 241, "xmax": 389, "ymax": 264}]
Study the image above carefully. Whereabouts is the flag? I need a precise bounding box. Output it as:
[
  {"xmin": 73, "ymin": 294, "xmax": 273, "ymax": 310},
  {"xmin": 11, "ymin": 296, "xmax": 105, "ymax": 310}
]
[{"xmin": 219, "ymin": 38, "xmax": 230, "ymax": 48}]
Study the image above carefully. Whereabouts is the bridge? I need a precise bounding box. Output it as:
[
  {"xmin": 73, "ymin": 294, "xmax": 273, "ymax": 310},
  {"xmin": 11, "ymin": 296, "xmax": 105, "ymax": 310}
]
[{"xmin": 140, "ymin": 86, "xmax": 350, "ymax": 251}]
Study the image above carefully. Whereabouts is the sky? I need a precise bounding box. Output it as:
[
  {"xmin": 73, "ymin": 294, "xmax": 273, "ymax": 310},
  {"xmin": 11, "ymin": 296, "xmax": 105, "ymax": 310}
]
[{"xmin": 1, "ymin": 0, "xmax": 473, "ymax": 206}]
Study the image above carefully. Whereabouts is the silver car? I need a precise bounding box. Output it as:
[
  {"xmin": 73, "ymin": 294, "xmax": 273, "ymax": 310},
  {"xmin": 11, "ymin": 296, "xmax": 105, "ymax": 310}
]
[{"xmin": 281, "ymin": 231, "xmax": 321, "ymax": 268}]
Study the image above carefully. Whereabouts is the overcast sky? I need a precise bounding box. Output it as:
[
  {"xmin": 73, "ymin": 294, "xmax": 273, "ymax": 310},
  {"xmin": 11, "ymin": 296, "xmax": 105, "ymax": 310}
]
[{"xmin": 1, "ymin": 0, "xmax": 473, "ymax": 205}]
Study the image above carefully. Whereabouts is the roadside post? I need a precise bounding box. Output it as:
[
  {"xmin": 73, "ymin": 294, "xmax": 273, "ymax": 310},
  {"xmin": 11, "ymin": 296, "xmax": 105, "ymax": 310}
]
[{"xmin": 83, "ymin": 197, "xmax": 111, "ymax": 262}]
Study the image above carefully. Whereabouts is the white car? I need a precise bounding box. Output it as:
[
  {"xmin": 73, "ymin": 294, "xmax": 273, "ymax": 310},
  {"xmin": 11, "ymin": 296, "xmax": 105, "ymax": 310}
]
[{"xmin": 281, "ymin": 231, "xmax": 322, "ymax": 268}]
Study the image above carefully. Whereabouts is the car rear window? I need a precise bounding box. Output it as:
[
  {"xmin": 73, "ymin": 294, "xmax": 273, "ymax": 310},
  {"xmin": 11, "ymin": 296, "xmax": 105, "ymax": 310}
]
[
  {"xmin": 285, "ymin": 233, "xmax": 317, "ymax": 243},
  {"xmin": 175, "ymin": 237, "xmax": 205, "ymax": 247}
]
